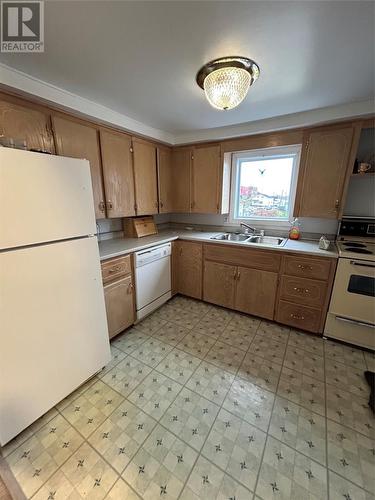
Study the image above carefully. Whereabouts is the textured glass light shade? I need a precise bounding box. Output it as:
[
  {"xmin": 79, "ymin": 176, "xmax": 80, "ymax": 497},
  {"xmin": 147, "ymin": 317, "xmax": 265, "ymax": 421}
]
[{"xmin": 203, "ymin": 67, "xmax": 251, "ymax": 110}]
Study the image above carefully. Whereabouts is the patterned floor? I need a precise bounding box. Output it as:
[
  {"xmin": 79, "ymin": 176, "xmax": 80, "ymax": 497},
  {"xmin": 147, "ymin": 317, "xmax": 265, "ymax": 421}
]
[{"xmin": 1, "ymin": 296, "xmax": 374, "ymax": 499}]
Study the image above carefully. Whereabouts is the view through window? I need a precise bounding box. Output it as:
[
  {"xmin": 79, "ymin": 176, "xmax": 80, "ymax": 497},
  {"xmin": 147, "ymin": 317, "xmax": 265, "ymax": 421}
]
[{"xmin": 232, "ymin": 147, "xmax": 300, "ymax": 221}]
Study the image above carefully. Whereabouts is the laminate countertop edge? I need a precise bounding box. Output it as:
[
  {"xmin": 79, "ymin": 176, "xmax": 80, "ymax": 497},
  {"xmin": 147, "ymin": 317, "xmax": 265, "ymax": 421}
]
[{"xmin": 98, "ymin": 230, "xmax": 339, "ymax": 261}]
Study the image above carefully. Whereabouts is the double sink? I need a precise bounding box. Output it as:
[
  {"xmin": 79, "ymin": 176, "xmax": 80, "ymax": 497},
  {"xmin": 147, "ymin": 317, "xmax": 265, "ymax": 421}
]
[{"xmin": 211, "ymin": 232, "xmax": 286, "ymax": 247}]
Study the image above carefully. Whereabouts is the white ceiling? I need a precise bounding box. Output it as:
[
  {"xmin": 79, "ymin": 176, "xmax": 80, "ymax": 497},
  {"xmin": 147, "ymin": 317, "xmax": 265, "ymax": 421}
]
[{"xmin": 0, "ymin": 1, "xmax": 374, "ymax": 141}]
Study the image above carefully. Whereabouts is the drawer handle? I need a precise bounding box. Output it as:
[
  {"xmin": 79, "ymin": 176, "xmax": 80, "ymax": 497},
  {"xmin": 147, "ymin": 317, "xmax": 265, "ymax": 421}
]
[
  {"xmin": 290, "ymin": 313, "xmax": 305, "ymax": 320},
  {"xmin": 293, "ymin": 287, "xmax": 310, "ymax": 294},
  {"xmin": 109, "ymin": 266, "xmax": 121, "ymax": 273},
  {"xmin": 297, "ymin": 264, "xmax": 312, "ymax": 271}
]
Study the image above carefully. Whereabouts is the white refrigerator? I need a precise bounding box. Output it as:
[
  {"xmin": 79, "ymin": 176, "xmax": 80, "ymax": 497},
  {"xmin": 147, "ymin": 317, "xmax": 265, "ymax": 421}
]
[{"xmin": 0, "ymin": 148, "xmax": 111, "ymax": 446}]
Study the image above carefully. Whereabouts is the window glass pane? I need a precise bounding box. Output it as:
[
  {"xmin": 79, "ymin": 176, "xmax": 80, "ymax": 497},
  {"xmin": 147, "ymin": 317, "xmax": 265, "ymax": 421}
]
[{"xmin": 236, "ymin": 156, "xmax": 294, "ymax": 219}]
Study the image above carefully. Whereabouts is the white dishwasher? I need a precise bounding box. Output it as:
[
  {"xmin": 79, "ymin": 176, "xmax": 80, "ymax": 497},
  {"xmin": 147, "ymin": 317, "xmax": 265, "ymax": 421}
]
[{"xmin": 135, "ymin": 242, "xmax": 172, "ymax": 321}]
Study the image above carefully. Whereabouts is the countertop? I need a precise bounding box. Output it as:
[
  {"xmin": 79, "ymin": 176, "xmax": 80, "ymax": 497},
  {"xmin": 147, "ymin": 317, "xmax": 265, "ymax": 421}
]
[{"xmin": 98, "ymin": 229, "xmax": 338, "ymax": 261}]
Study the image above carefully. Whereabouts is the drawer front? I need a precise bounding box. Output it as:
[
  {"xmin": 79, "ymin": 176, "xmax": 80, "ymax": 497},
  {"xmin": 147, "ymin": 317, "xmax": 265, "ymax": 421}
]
[
  {"xmin": 282, "ymin": 255, "xmax": 332, "ymax": 280},
  {"xmin": 276, "ymin": 300, "xmax": 321, "ymax": 333},
  {"xmin": 204, "ymin": 243, "xmax": 281, "ymax": 272},
  {"xmin": 101, "ymin": 254, "xmax": 132, "ymax": 283},
  {"xmin": 279, "ymin": 275, "xmax": 327, "ymax": 308}
]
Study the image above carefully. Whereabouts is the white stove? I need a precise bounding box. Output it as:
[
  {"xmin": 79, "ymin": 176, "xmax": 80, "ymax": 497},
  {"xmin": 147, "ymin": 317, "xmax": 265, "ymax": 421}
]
[
  {"xmin": 325, "ymin": 218, "xmax": 375, "ymax": 350},
  {"xmin": 336, "ymin": 240, "xmax": 375, "ymax": 262}
]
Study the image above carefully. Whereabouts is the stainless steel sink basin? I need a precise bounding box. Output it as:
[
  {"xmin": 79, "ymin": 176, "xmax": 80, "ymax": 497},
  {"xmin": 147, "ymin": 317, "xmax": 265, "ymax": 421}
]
[
  {"xmin": 247, "ymin": 235, "xmax": 285, "ymax": 246},
  {"xmin": 212, "ymin": 233, "xmax": 249, "ymax": 242},
  {"xmin": 211, "ymin": 233, "xmax": 286, "ymax": 246}
]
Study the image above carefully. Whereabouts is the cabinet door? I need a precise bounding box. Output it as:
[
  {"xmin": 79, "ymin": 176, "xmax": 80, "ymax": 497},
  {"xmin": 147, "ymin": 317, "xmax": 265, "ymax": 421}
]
[
  {"xmin": 191, "ymin": 145, "xmax": 220, "ymax": 213},
  {"xmin": 235, "ymin": 266, "xmax": 278, "ymax": 320},
  {"xmin": 0, "ymin": 99, "xmax": 54, "ymax": 153},
  {"xmin": 52, "ymin": 116, "xmax": 105, "ymax": 219},
  {"xmin": 158, "ymin": 147, "xmax": 173, "ymax": 213},
  {"xmin": 100, "ymin": 130, "xmax": 135, "ymax": 218},
  {"xmin": 103, "ymin": 275, "xmax": 134, "ymax": 339},
  {"xmin": 132, "ymin": 138, "xmax": 158, "ymax": 215},
  {"xmin": 295, "ymin": 127, "xmax": 354, "ymax": 218},
  {"xmin": 172, "ymin": 148, "xmax": 191, "ymax": 212},
  {"xmin": 175, "ymin": 241, "xmax": 202, "ymax": 299},
  {"xmin": 203, "ymin": 260, "xmax": 236, "ymax": 309}
]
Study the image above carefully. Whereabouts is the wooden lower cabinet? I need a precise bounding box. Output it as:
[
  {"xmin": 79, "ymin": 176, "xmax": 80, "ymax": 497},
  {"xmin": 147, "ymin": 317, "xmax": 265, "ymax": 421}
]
[
  {"xmin": 203, "ymin": 261, "xmax": 236, "ymax": 309},
  {"xmin": 174, "ymin": 241, "xmax": 202, "ymax": 299},
  {"xmin": 103, "ymin": 274, "xmax": 135, "ymax": 339},
  {"xmin": 235, "ymin": 267, "xmax": 278, "ymax": 320},
  {"xmin": 275, "ymin": 300, "xmax": 321, "ymax": 333},
  {"xmin": 279, "ymin": 275, "xmax": 326, "ymax": 309}
]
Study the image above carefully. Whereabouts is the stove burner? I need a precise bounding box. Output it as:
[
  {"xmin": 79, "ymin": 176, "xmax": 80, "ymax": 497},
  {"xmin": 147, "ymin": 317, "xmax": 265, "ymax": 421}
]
[
  {"xmin": 342, "ymin": 242, "xmax": 367, "ymax": 248},
  {"xmin": 345, "ymin": 248, "xmax": 373, "ymax": 254}
]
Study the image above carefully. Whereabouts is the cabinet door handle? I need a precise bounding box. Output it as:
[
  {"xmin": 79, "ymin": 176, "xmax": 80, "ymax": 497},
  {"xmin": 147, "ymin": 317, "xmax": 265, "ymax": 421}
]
[
  {"xmin": 99, "ymin": 201, "xmax": 105, "ymax": 212},
  {"xmin": 160, "ymin": 201, "xmax": 164, "ymax": 208},
  {"xmin": 297, "ymin": 264, "xmax": 312, "ymax": 271},
  {"xmin": 334, "ymin": 199, "xmax": 340, "ymax": 209},
  {"xmin": 127, "ymin": 283, "xmax": 133, "ymax": 294},
  {"xmin": 290, "ymin": 313, "xmax": 305, "ymax": 320},
  {"xmin": 155, "ymin": 201, "xmax": 159, "ymax": 209},
  {"xmin": 233, "ymin": 270, "xmax": 237, "ymax": 280},
  {"xmin": 107, "ymin": 200, "xmax": 113, "ymax": 210},
  {"xmin": 293, "ymin": 287, "xmax": 310, "ymax": 294},
  {"xmin": 237, "ymin": 271, "xmax": 241, "ymax": 280}
]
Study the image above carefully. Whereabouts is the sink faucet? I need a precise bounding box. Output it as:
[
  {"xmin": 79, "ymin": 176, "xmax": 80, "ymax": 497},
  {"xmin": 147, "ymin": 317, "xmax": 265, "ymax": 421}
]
[{"xmin": 240, "ymin": 222, "xmax": 257, "ymax": 234}]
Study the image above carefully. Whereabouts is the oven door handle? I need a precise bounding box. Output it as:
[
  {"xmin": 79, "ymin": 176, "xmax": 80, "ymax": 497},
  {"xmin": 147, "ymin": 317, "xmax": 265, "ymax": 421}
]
[
  {"xmin": 335, "ymin": 315, "xmax": 375, "ymax": 329},
  {"xmin": 350, "ymin": 260, "xmax": 375, "ymax": 269}
]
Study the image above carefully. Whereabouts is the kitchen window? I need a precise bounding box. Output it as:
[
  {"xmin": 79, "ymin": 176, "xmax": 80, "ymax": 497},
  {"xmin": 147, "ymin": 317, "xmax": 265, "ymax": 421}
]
[{"xmin": 230, "ymin": 145, "xmax": 301, "ymax": 227}]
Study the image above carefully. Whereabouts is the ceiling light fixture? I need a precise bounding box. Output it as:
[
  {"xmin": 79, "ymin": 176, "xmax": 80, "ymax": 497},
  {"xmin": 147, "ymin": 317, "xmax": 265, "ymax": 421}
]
[{"xmin": 196, "ymin": 56, "xmax": 260, "ymax": 111}]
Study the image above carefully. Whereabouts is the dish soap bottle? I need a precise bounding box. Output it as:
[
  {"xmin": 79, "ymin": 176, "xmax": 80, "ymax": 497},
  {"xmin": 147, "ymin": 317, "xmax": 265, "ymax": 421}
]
[{"xmin": 289, "ymin": 218, "xmax": 301, "ymax": 240}]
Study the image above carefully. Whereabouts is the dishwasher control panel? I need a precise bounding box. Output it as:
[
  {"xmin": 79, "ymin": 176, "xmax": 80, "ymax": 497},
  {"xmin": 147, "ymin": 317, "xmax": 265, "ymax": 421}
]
[{"xmin": 135, "ymin": 242, "xmax": 172, "ymax": 268}]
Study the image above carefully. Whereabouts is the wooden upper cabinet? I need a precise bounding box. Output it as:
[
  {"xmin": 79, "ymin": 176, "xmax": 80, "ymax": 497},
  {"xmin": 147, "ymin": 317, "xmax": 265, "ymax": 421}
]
[
  {"xmin": 157, "ymin": 147, "xmax": 173, "ymax": 213},
  {"xmin": 0, "ymin": 99, "xmax": 54, "ymax": 153},
  {"xmin": 295, "ymin": 126, "xmax": 354, "ymax": 218},
  {"xmin": 132, "ymin": 138, "xmax": 158, "ymax": 216},
  {"xmin": 171, "ymin": 148, "xmax": 192, "ymax": 213},
  {"xmin": 191, "ymin": 145, "xmax": 221, "ymax": 213},
  {"xmin": 174, "ymin": 241, "xmax": 203, "ymax": 299},
  {"xmin": 52, "ymin": 115, "xmax": 105, "ymax": 219},
  {"xmin": 100, "ymin": 130, "xmax": 135, "ymax": 218}
]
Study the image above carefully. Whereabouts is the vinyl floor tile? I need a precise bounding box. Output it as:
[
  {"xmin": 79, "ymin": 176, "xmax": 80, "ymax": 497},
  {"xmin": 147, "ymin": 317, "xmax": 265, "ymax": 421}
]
[
  {"xmin": 201, "ymin": 408, "xmax": 266, "ymax": 491},
  {"xmin": 185, "ymin": 361, "xmax": 235, "ymax": 406},
  {"xmin": 180, "ymin": 455, "xmax": 253, "ymax": 500},
  {"xmin": 61, "ymin": 380, "xmax": 124, "ymax": 438},
  {"xmin": 87, "ymin": 400, "xmax": 157, "ymax": 473},
  {"xmin": 327, "ymin": 420, "xmax": 375, "ymax": 493},
  {"xmin": 160, "ymin": 387, "xmax": 220, "ymax": 451},
  {"xmin": 268, "ymin": 396, "xmax": 327, "ymax": 465},
  {"xmin": 128, "ymin": 371, "xmax": 182, "ymax": 421},
  {"xmin": 237, "ymin": 352, "xmax": 282, "ymax": 393},
  {"xmin": 3, "ymin": 298, "xmax": 373, "ymax": 500},
  {"xmin": 100, "ymin": 357, "xmax": 152, "ymax": 398},
  {"xmin": 155, "ymin": 348, "xmax": 202, "ymax": 384},
  {"xmin": 255, "ymin": 436, "xmax": 328, "ymax": 500},
  {"xmin": 122, "ymin": 425, "xmax": 198, "ymax": 500},
  {"xmin": 223, "ymin": 378, "xmax": 275, "ymax": 432},
  {"xmin": 204, "ymin": 340, "xmax": 246, "ymax": 374}
]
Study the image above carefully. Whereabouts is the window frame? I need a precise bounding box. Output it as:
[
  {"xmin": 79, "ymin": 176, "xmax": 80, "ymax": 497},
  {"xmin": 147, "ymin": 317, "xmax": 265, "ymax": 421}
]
[{"xmin": 228, "ymin": 144, "xmax": 302, "ymax": 229}]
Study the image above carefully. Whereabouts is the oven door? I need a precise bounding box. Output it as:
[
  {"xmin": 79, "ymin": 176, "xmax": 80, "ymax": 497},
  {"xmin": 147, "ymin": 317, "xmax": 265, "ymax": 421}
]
[{"xmin": 329, "ymin": 258, "xmax": 375, "ymax": 325}]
